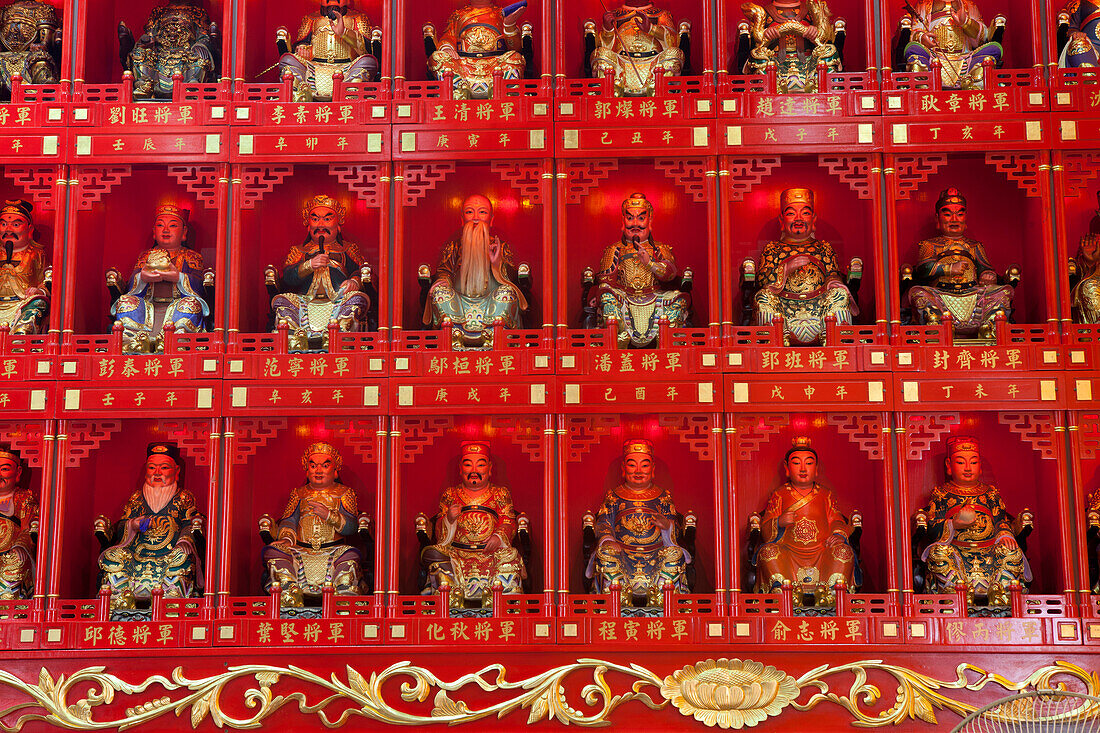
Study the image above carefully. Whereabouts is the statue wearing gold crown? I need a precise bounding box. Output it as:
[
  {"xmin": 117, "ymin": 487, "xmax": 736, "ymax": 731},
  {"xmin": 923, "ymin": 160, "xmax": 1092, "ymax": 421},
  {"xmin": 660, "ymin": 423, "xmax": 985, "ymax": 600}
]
[
  {"xmin": 269, "ymin": 195, "xmax": 371, "ymax": 352},
  {"xmin": 592, "ymin": 193, "xmax": 689, "ymax": 348},
  {"xmin": 426, "ymin": 0, "xmax": 528, "ymax": 99},
  {"xmin": 277, "ymin": 0, "xmax": 380, "ymax": 102},
  {"xmin": 901, "ymin": 0, "xmax": 1003, "ymax": 90},
  {"xmin": 587, "ymin": 439, "xmax": 689, "ymax": 606},
  {"xmin": 0, "ymin": 199, "xmax": 48, "ymax": 335},
  {"xmin": 260, "ymin": 444, "xmax": 365, "ymax": 606},
  {"xmin": 753, "ymin": 438, "xmax": 858, "ymax": 606},
  {"xmin": 422, "ymin": 194, "xmax": 526, "ymax": 349},
  {"xmin": 918, "ymin": 436, "xmax": 1030, "ymax": 605},
  {"xmin": 0, "ymin": 447, "xmax": 36, "ymax": 599},
  {"xmin": 750, "ymin": 188, "xmax": 857, "ymax": 346},
  {"xmin": 589, "ymin": 0, "xmax": 684, "ymax": 96},
  {"xmin": 740, "ymin": 0, "xmax": 842, "ymax": 94},
  {"xmin": 108, "ymin": 204, "xmax": 210, "ymax": 354},
  {"xmin": 0, "ymin": 0, "xmax": 61, "ymax": 97},
  {"xmin": 421, "ymin": 441, "xmax": 526, "ymax": 608},
  {"xmin": 118, "ymin": 0, "xmax": 219, "ymax": 100},
  {"xmin": 907, "ymin": 187, "xmax": 1014, "ymax": 339},
  {"xmin": 95, "ymin": 443, "xmax": 203, "ymax": 610}
]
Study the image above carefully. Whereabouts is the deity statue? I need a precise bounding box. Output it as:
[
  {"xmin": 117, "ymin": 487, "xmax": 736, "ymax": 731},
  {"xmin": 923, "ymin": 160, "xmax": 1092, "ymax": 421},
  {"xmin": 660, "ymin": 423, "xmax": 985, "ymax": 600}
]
[
  {"xmin": 740, "ymin": 0, "xmax": 842, "ymax": 94},
  {"xmin": 748, "ymin": 188, "xmax": 858, "ymax": 346},
  {"xmin": 0, "ymin": 448, "xmax": 36, "ymax": 600},
  {"xmin": 588, "ymin": 0, "xmax": 685, "ymax": 96},
  {"xmin": 752, "ymin": 437, "xmax": 858, "ymax": 606},
  {"xmin": 0, "ymin": 0, "xmax": 61, "ymax": 98},
  {"xmin": 900, "ymin": 1, "xmax": 1004, "ymax": 90},
  {"xmin": 422, "ymin": 194, "xmax": 527, "ymax": 349},
  {"xmin": 917, "ymin": 436, "xmax": 1031, "ymax": 606},
  {"xmin": 420, "ymin": 442, "xmax": 526, "ymax": 608},
  {"xmin": 1070, "ymin": 193, "xmax": 1100, "ymax": 324},
  {"xmin": 0, "ymin": 200, "xmax": 48, "ymax": 335},
  {"xmin": 277, "ymin": 0, "xmax": 380, "ymax": 102},
  {"xmin": 591, "ymin": 192, "xmax": 689, "ymax": 348},
  {"xmin": 107, "ymin": 204, "xmax": 210, "ymax": 355},
  {"xmin": 260, "ymin": 443, "xmax": 366, "ymax": 607},
  {"xmin": 268, "ymin": 195, "xmax": 371, "ymax": 353},
  {"xmin": 426, "ymin": 0, "xmax": 528, "ymax": 100},
  {"xmin": 95, "ymin": 443, "xmax": 203, "ymax": 610},
  {"xmin": 586, "ymin": 439, "xmax": 690, "ymax": 606},
  {"xmin": 1086, "ymin": 488, "xmax": 1100, "ymax": 594},
  {"xmin": 118, "ymin": 0, "xmax": 219, "ymax": 100},
  {"xmin": 1058, "ymin": 1, "xmax": 1100, "ymax": 67},
  {"xmin": 906, "ymin": 187, "xmax": 1015, "ymax": 339}
]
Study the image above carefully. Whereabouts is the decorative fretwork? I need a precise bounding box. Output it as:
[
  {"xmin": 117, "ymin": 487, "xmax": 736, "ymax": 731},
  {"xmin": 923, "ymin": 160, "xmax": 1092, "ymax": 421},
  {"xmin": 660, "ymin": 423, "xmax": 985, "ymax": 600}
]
[
  {"xmin": 891, "ymin": 154, "xmax": 947, "ymax": 200},
  {"xmin": 561, "ymin": 160, "xmax": 617, "ymax": 204},
  {"xmin": 1078, "ymin": 413, "xmax": 1100, "ymax": 461},
  {"xmin": 329, "ymin": 164, "xmax": 384, "ymax": 207},
  {"xmin": 732, "ymin": 414, "xmax": 787, "ymax": 461},
  {"xmin": 490, "ymin": 161, "xmax": 545, "ymax": 205},
  {"xmin": 723, "ymin": 156, "xmax": 781, "ymax": 202},
  {"xmin": 400, "ymin": 162, "xmax": 456, "ymax": 207},
  {"xmin": 153, "ymin": 419, "xmax": 211, "ymax": 467},
  {"xmin": 1061, "ymin": 152, "xmax": 1100, "ymax": 199},
  {"xmin": 818, "ymin": 155, "xmax": 874, "ymax": 200},
  {"xmin": 489, "ymin": 416, "xmax": 545, "ymax": 463},
  {"xmin": 984, "ymin": 152, "xmax": 1043, "ymax": 198},
  {"xmin": 0, "ymin": 421, "xmax": 45, "ymax": 467},
  {"xmin": 231, "ymin": 418, "xmax": 288, "ymax": 465},
  {"xmin": 903, "ymin": 413, "xmax": 960, "ymax": 461},
  {"xmin": 826, "ymin": 414, "xmax": 885, "ymax": 460},
  {"xmin": 3, "ymin": 167, "xmax": 59, "ymax": 210},
  {"xmin": 73, "ymin": 166, "xmax": 131, "ymax": 210},
  {"xmin": 396, "ymin": 417, "xmax": 455, "ymax": 464},
  {"xmin": 63, "ymin": 420, "xmax": 123, "ymax": 468},
  {"xmin": 238, "ymin": 165, "xmax": 294, "ymax": 210},
  {"xmin": 654, "ymin": 159, "xmax": 709, "ymax": 202},
  {"xmin": 997, "ymin": 412, "xmax": 1058, "ymax": 460},
  {"xmin": 322, "ymin": 417, "xmax": 379, "ymax": 465},
  {"xmin": 167, "ymin": 165, "xmax": 221, "ymax": 210},
  {"xmin": 561, "ymin": 415, "xmax": 618, "ymax": 462},
  {"xmin": 656, "ymin": 414, "xmax": 714, "ymax": 461}
]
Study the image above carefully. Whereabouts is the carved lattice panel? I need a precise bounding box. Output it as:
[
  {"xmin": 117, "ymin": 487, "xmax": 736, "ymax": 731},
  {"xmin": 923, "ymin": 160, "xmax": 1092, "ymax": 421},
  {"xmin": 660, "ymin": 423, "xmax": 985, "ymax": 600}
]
[
  {"xmin": 984, "ymin": 152, "xmax": 1043, "ymax": 198},
  {"xmin": 231, "ymin": 418, "xmax": 288, "ymax": 465},
  {"xmin": 397, "ymin": 417, "xmax": 455, "ymax": 464},
  {"xmin": 167, "ymin": 165, "xmax": 220, "ymax": 210},
  {"xmin": 1079, "ymin": 413, "xmax": 1100, "ymax": 461},
  {"xmin": 818, "ymin": 155, "xmax": 874, "ymax": 200},
  {"xmin": 562, "ymin": 415, "xmax": 618, "ymax": 462},
  {"xmin": 997, "ymin": 413, "xmax": 1058, "ymax": 460},
  {"xmin": 656, "ymin": 415, "xmax": 714, "ymax": 461},
  {"xmin": 400, "ymin": 162, "xmax": 456, "ymax": 207},
  {"xmin": 733, "ymin": 414, "xmax": 787, "ymax": 461},
  {"xmin": 490, "ymin": 161, "xmax": 545, "ymax": 205},
  {"xmin": 904, "ymin": 413, "xmax": 960, "ymax": 461},
  {"xmin": 826, "ymin": 414, "xmax": 885, "ymax": 460},
  {"xmin": 322, "ymin": 417, "xmax": 379, "ymax": 464},
  {"xmin": 724, "ymin": 157, "xmax": 781, "ymax": 201},
  {"xmin": 654, "ymin": 159, "xmax": 709, "ymax": 202},
  {"xmin": 238, "ymin": 165, "xmax": 294, "ymax": 210},
  {"xmin": 3, "ymin": 167, "xmax": 59, "ymax": 210},
  {"xmin": 328, "ymin": 164, "xmax": 383, "ymax": 207},
  {"xmin": 73, "ymin": 166, "xmax": 131, "ymax": 211},
  {"xmin": 153, "ymin": 419, "xmax": 211, "ymax": 467},
  {"xmin": 892, "ymin": 155, "xmax": 947, "ymax": 200},
  {"xmin": 0, "ymin": 422, "xmax": 46, "ymax": 468},
  {"xmin": 64, "ymin": 421, "xmax": 123, "ymax": 468},
  {"xmin": 490, "ymin": 416, "xmax": 545, "ymax": 462},
  {"xmin": 561, "ymin": 160, "xmax": 617, "ymax": 204},
  {"xmin": 1062, "ymin": 152, "xmax": 1100, "ymax": 198}
]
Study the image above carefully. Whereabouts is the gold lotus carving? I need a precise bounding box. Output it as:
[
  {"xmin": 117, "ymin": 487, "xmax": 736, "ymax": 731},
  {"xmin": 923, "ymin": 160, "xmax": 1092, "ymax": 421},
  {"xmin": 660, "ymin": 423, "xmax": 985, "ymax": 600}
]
[{"xmin": 661, "ymin": 658, "xmax": 800, "ymax": 728}]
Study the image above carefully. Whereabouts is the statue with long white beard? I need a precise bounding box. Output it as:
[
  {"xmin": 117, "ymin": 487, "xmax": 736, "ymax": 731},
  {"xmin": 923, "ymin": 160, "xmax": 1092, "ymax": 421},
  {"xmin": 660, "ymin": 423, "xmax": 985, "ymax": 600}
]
[{"xmin": 422, "ymin": 194, "xmax": 527, "ymax": 349}]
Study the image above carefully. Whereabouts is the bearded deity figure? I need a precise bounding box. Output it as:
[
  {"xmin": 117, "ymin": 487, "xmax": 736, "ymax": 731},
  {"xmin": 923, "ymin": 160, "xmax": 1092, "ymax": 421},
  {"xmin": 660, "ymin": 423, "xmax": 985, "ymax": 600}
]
[
  {"xmin": 740, "ymin": 0, "xmax": 842, "ymax": 94},
  {"xmin": 420, "ymin": 442, "xmax": 526, "ymax": 608},
  {"xmin": 118, "ymin": 0, "xmax": 219, "ymax": 100},
  {"xmin": 900, "ymin": 0, "xmax": 1003, "ymax": 90},
  {"xmin": 277, "ymin": 0, "xmax": 380, "ymax": 102},
  {"xmin": 426, "ymin": 0, "xmax": 528, "ymax": 99},
  {"xmin": 108, "ymin": 204, "xmax": 210, "ymax": 355},
  {"xmin": 906, "ymin": 187, "xmax": 1015, "ymax": 339},
  {"xmin": 0, "ymin": 448, "xmax": 36, "ymax": 600},
  {"xmin": 918, "ymin": 436, "xmax": 1031, "ymax": 606},
  {"xmin": 0, "ymin": 0, "xmax": 60, "ymax": 98},
  {"xmin": 422, "ymin": 194, "xmax": 526, "ymax": 349},
  {"xmin": 260, "ymin": 444, "xmax": 365, "ymax": 607},
  {"xmin": 1059, "ymin": 1, "xmax": 1100, "ymax": 67},
  {"xmin": 588, "ymin": 0, "xmax": 685, "ymax": 96},
  {"xmin": 95, "ymin": 443, "xmax": 203, "ymax": 611},
  {"xmin": 586, "ymin": 440, "xmax": 690, "ymax": 607},
  {"xmin": 0, "ymin": 199, "xmax": 48, "ymax": 335},
  {"xmin": 269, "ymin": 195, "xmax": 371, "ymax": 353}
]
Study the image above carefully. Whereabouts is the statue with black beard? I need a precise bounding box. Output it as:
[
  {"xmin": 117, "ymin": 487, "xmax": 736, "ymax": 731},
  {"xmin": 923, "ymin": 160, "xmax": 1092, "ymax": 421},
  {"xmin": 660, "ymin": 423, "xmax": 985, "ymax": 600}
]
[{"xmin": 0, "ymin": 199, "xmax": 47, "ymax": 335}]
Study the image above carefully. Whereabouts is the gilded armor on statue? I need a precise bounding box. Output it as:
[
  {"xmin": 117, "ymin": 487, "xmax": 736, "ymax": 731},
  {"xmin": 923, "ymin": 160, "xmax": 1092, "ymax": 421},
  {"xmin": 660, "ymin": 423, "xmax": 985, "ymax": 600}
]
[
  {"xmin": 0, "ymin": 199, "xmax": 48, "ymax": 336},
  {"xmin": 901, "ymin": 0, "xmax": 1004, "ymax": 90},
  {"xmin": 740, "ymin": 0, "xmax": 842, "ymax": 94},
  {"xmin": 108, "ymin": 204, "xmax": 211, "ymax": 355},
  {"xmin": 95, "ymin": 443, "xmax": 203, "ymax": 611},
  {"xmin": 0, "ymin": 0, "xmax": 60, "ymax": 97},
  {"xmin": 752, "ymin": 437, "xmax": 859, "ymax": 607},
  {"xmin": 1058, "ymin": 0, "xmax": 1100, "ymax": 67},
  {"xmin": 118, "ymin": 0, "xmax": 219, "ymax": 100},
  {"xmin": 277, "ymin": 0, "xmax": 380, "ymax": 102},
  {"xmin": 1071, "ymin": 197, "xmax": 1100, "ymax": 324},
  {"xmin": 586, "ymin": 439, "xmax": 690, "ymax": 607},
  {"xmin": 426, "ymin": 0, "xmax": 528, "ymax": 100},
  {"xmin": 0, "ymin": 447, "xmax": 36, "ymax": 600},
  {"xmin": 260, "ymin": 443, "xmax": 365, "ymax": 607},
  {"xmin": 420, "ymin": 441, "xmax": 526, "ymax": 608},
  {"xmin": 588, "ymin": 0, "xmax": 685, "ymax": 96}
]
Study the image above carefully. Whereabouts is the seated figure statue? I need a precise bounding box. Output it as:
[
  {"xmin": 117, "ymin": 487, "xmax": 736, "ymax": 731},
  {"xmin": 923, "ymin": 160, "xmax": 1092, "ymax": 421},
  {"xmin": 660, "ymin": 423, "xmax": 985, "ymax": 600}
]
[
  {"xmin": 752, "ymin": 437, "xmax": 859, "ymax": 607},
  {"xmin": 260, "ymin": 443, "xmax": 366, "ymax": 607},
  {"xmin": 426, "ymin": 0, "xmax": 527, "ymax": 99},
  {"xmin": 420, "ymin": 441, "xmax": 526, "ymax": 608},
  {"xmin": 1058, "ymin": 1, "xmax": 1100, "ymax": 67},
  {"xmin": 906, "ymin": 187, "xmax": 1015, "ymax": 339},
  {"xmin": 586, "ymin": 439, "xmax": 690, "ymax": 607},
  {"xmin": 740, "ymin": 0, "xmax": 842, "ymax": 94},
  {"xmin": 1070, "ymin": 195, "xmax": 1100, "ymax": 324},
  {"xmin": 269, "ymin": 195, "xmax": 371, "ymax": 352},
  {"xmin": 0, "ymin": 199, "xmax": 48, "ymax": 335},
  {"xmin": 592, "ymin": 192, "xmax": 690, "ymax": 348},
  {"xmin": 749, "ymin": 188, "xmax": 858, "ymax": 346},
  {"xmin": 917, "ymin": 436, "xmax": 1031, "ymax": 606},
  {"xmin": 277, "ymin": 0, "xmax": 380, "ymax": 102},
  {"xmin": 901, "ymin": 0, "xmax": 1003, "ymax": 90},
  {"xmin": 118, "ymin": 0, "xmax": 219, "ymax": 100},
  {"xmin": 95, "ymin": 443, "xmax": 203, "ymax": 611},
  {"xmin": 0, "ymin": 447, "xmax": 36, "ymax": 599},
  {"xmin": 588, "ymin": 0, "xmax": 684, "ymax": 96},
  {"xmin": 422, "ymin": 194, "xmax": 526, "ymax": 349},
  {"xmin": 0, "ymin": 1, "xmax": 61, "ymax": 98}
]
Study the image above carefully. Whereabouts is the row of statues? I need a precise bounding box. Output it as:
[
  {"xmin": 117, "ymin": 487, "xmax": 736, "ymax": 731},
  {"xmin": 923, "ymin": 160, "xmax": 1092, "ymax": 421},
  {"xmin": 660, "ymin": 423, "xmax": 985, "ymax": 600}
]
[{"xmin": 0, "ymin": 435, "xmax": 1035, "ymax": 614}]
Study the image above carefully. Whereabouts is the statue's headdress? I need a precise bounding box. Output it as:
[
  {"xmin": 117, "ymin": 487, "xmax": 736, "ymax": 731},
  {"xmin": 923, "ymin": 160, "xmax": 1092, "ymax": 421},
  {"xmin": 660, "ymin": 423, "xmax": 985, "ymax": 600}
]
[
  {"xmin": 154, "ymin": 203, "xmax": 190, "ymax": 224},
  {"xmin": 946, "ymin": 435, "xmax": 980, "ymax": 456},
  {"xmin": 784, "ymin": 435, "xmax": 818, "ymax": 461},
  {"xmin": 0, "ymin": 199, "xmax": 32, "ymax": 225},
  {"xmin": 621, "ymin": 192, "xmax": 653, "ymax": 217},
  {"xmin": 302, "ymin": 195, "xmax": 346, "ymax": 226},
  {"xmin": 146, "ymin": 441, "xmax": 182, "ymax": 467},
  {"xmin": 301, "ymin": 442, "xmax": 343, "ymax": 472},
  {"xmin": 779, "ymin": 188, "xmax": 814, "ymax": 210},
  {"xmin": 936, "ymin": 187, "xmax": 967, "ymax": 211},
  {"xmin": 460, "ymin": 441, "xmax": 491, "ymax": 458},
  {"xmin": 623, "ymin": 439, "xmax": 654, "ymax": 457}
]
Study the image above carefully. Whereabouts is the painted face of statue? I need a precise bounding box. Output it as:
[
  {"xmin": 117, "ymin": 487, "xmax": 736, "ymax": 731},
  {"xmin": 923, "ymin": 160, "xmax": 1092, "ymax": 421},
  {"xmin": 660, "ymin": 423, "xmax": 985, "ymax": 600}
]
[
  {"xmin": 784, "ymin": 450, "xmax": 818, "ymax": 488},
  {"xmin": 622, "ymin": 454, "xmax": 655, "ymax": 490},
  {"xmin": 779, "ymin": 202, "xmax": 816, "ymax": 243},
  {"xmin": 153, "ymin": 214, "xmax": 186, "ymax": 250},
  {"xmin": 144, "ymin": 454, "xmax": 180, "ymax": 488},
  {"xmin": 936, "ymin": 202, "xmax": 968, "ymax": 238},
  {"xmin": 459, "ymin": 454, "xmax": 492, "ymax": 490},
  {"xmin": 0, "ymin": 456, "xmax": 20, "ymax": 495},
  {"xmin": 0, "ymin": 213, "xmax": 32, "ymax": 251},
  {"xmin": 306, "ymin": 453, "xmax": 337, "ymax": 489},
  {"xmin": 307, "ymin": 206, "xmax": 341, "ymax": 247},
  {"xmin": 946, "ymin": 448, "xmax": 981, "ymax": 487},
  {"xmin": 621, "ymin": 204, "xmax": 652, "ymax": 243}
]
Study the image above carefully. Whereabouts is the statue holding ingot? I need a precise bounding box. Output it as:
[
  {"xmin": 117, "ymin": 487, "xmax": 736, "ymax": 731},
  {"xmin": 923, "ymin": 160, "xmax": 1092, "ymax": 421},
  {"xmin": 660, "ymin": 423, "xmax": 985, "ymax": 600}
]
[
  {"xmin": 0, "ymin": 199, "xmax": 48, "ymax": 335},
  {"xmin": 277, "ymin": 0, "xmax": 380, "ymax": 102},
  {"xmin": 426, "ymin": 0, "xmax": 528, "ymax": 99},
  {"xmin": 0, "ymin": 447, "xmax": 36, "ymax": 600}
]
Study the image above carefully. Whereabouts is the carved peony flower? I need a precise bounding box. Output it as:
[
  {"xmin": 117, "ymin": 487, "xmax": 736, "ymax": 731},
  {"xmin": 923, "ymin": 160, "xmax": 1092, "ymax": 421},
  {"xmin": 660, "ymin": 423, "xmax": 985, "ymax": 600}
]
[{"xmin": 660, "ymin": 658, "xmax": 799, "ymax": 729}]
